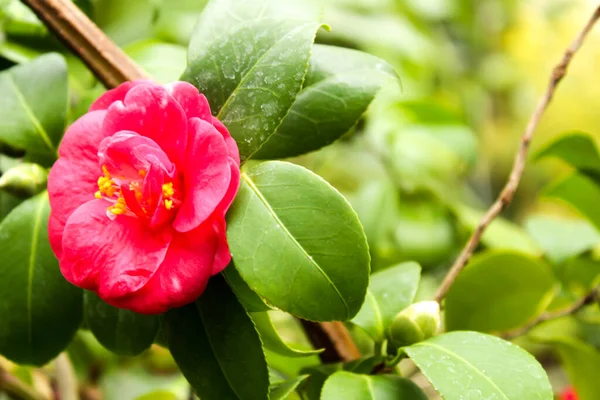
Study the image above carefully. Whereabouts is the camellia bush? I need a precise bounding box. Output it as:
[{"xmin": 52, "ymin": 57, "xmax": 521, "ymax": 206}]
[{"xmin": 1, "ymin": 0, "xmax": 600, "ymax": 399}]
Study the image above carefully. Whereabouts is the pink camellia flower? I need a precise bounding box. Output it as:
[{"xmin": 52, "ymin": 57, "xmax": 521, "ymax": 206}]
[{"xmin": 48, "ymin": 80, "xmax": 240, "ymax": 314}]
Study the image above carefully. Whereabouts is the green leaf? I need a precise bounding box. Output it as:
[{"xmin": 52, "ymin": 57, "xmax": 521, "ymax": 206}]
[
  {"xmin": 125, "ymin": 40, "xmax": 187, "ymax": 84},
  {"xmin": 525, "ymin": 215, "xmax": 600, "ymax": 264},
  {"xmin": 0, "ymin": 192, "xmax": 82, "ymax": 365},
  {"xmin": 251, "ymin": 312, "xmax": 322, "ymax": 358},
  {"xmin": 227, "ymin": 160, "xmax": 370, "ymax": 321},
  {"xmin": 84, "ymin": 291, "xmax": 160, "ymax": 356},
  {"xmin": 270, "ymin": 375, "xmax": 309, "ymax": 400},
  {"xmin": 254, "ymin": 44, "xmax": 397, "ymax": 159},
  {"xmin": 534, "ymin": 132, "xmax": 600, "ymax": 178},
  {"xmin": 166, "ymin": 276, "xmax": 269, "ymax": 400},
  {"xmin": 405, "ymin": 332, "xmax": 553, "ymax": 400},
  {"xmin": 181, "ymin": 0, "xmax": 322, "ymax": 160},
  {"xmin": 351, "ymin": 262, "xmax": 420, "ymax": 341},
  {"xmin": 0, "ymin": 53, "xmax": 67, "ymax": 166},
  {"xmin": 321, "ymin": 371, "xmax": 427, "ymax": 400},
  {"xmin": 454, "ymin": 205, "xmax": 540, "ymax": 255},
  {"xmin": 542, "ymin": 172, "xmax": 600, "ymax": 232},
  {"xmin": 445, "ymin": 251, "xmax": 555, "ymax": 333},
  {"xmin": 553, "ymin": 338, "xmax": 600, "ymax": 400},
  {"xmin": 223, "ymin": 264, "xmax": 272, "ymax": 312}
]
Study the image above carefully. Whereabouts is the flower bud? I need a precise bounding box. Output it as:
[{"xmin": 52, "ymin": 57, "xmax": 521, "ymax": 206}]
[
  {"xmin": 0, "ymin": 163, "xmax": 48, "ymax": 198},
  {"xmin": 387, "ymin": 301, "xmax": 440, "ymax": 348}
]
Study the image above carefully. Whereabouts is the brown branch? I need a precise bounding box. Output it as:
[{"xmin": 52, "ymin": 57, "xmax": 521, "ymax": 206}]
[
  {"xmin": 502, "ymin": 286, "xmax": 599, "ymax": 340},
  {"xmin": 0, "ymin": 366, "xmax": 45, "ymax": 400},
  {"xmin": 23, "ymin": 0, "xmax": 357, "ymax": 364},
  {"xmin": 434, "ymin": 5, "xmax": 600, "ymax": 304},
  {"xmin": 20, "ymin": 0, "xmax": 147, "ymax": 87},
  {"xmin": 300, "ymin": 320, "xmax": 361, "ymax": 363}
]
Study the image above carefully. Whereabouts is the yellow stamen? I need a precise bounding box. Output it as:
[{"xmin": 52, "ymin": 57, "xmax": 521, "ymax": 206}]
[
  {"xmin": 94, "ymin": 191, "xmax": 102, "ymax": 199},
  {"xmin": 164, "ymin": 199, "xmax": 174, "ymax": 210},
  {"xmin": 162, "ymin": 182, "xmax": 174, "ymax": 198},
  {"xmin": 108, "ymin": 196, "xmax": 127, "ymax": 215},
  {"xmin": 97, "ymin": 165, "xmax": 117, "ymax": 197}
]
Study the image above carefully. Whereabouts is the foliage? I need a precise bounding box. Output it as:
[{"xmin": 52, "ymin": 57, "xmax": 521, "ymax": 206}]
[{"xmin": 0, "ymin": 0, "xmax": 599, "ymax": 399}]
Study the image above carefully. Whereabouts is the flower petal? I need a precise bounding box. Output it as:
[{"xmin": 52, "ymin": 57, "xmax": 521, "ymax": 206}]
[
  {"xmin": 98, "ymin": 131, "xmax": 174, "ymax": 181},
  {"xmin": 173, "ymin": 118, "xmax": 231, "ymax": 232},
  {"xmin": 60, "ymin": 199, "xmax": 171, "ymax": 297},
  {"xmin": 102, "ymin": 84, "xmax": 188, "ymax": 168},
  {"xmin": 212, "ymin": 116, "xmax": 240, "ymax": 166},
  {"xmin": 165, "ymin": 81, "xmax": 212, "ymax": 122},
  {"xmin": 48, "ymin": 110, "xmax": 107, "ymax": 257},
  {"xmin": 108, "ymin": 222, "xmax": 218, "ymax": 314},
  {"xmin": 89, "ymin": 80, "xmax": 150, "ymax": 112},
  {"xmin": 210, "ymin": 217, "xmax": 231, "ymax": 275},
  {"xmin": 215, "ymin": 157, "xmax": 240, "ymax": 218}
]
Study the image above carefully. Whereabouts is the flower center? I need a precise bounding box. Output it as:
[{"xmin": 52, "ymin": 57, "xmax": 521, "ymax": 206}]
[{"xmin": 94, "ymin": 165, "xmax": 180, "ymax": 223}]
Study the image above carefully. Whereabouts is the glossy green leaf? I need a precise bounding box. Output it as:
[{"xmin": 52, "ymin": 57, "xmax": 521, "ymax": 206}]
[
  {"xmin": 0, "ymin": 192, "xmax": 82, "ymax": 365},
  {"xmin": 535, "ymin": 132, "xmax": 600, "ymax": 177},
  {"xmin": 352, "ymin": 262, "xmax": 420, "ymax": 341},
  {"xmin": 223, "ymin": 264, "xmax": 272, "ymax": 312},
  {"xmin": 0, "ymin": 53, "xmax": 67, "ymax": 166},
  {"xmin": 125, "ymin": 40, "xmax": 187, "ymax": 84},
  {"xmin": 405, "ymin": 332, "xmax": 552, "ymax": 400},
  {"xmin": 251, "ymin": 312, "xmax": 322, "ymax": 357},
  {"xmin": 445, "ymin": 251, "xmax": 555, "ymax": 333},
  {"xmin": 525, "ymin": 215, "xmax": 600, "ymax": 264},
  {"xmin": 542, "ymin": 172, "xmax": 600, "ymax": 232},
  {"xmin": 454, "ymin": 205, "xmax": 540, "ymax": 255},
  {"xmin": 254, "ymin": 44, "xmax": 397, "ymax": 159},
  {"xmin": 553, "ymin": 338, "xmax": 600, "ymax": 400},
  {"xmin": 166, "ymin": 276, "xmax": 269, "ymax": 400},
  {"xmin": 321, "ymin": 372, "xmax": 427, "ymax": 400},
  {"xmin": 84, "ymin": 291, "xmax": 160, "ymax": 356},
  {"xmin": 181, "ymin": 0, "xmax": 322, "ymax": 160},
  {"xmin": 270, "ymin": 375, "xmax": 309, "ymax": 400},
  {"xmin": 227, "ymin": 160, "xmax": 370, "ymax": 321}
]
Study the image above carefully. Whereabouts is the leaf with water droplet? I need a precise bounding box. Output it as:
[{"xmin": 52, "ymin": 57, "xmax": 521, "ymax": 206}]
[
  {"xmin": 182, "ymin": 0, "xmax": 323, "ymax": 161},
  {"xmin": 254, "ymin": 45, "xmax": 398, "ymax": 159}
]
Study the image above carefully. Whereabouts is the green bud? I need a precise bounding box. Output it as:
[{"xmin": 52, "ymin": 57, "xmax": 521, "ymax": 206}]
[
  {"xmin": 387, "ymin": 301, "xmax": 440, "ymax": 348},
  {"xmin": 0, "ymin": 163, "xmax": 48, "ymax": 198}
]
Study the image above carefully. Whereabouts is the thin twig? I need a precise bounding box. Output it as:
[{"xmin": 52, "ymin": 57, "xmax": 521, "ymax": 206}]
[
  {"xmin": 502, "ymin": 286, "xmax": 599, "ymax": 340},
  {"xmin": 19, "ymin": 0, "xmax": 147, "ymax": 87},
  {"xmin": 434, "ymin": 5, "xmax": 600, "ymax": 303},
  {"xmin": 22, "ymin": 0, "xmax": 356, "ymax": 364},
  {"xmin": 54, "ymin": 353, "xmax": 79, "ymax": 400},
  {"xmin": 0, "ymin": 366, "xmax": 45, "ymax": 400}
]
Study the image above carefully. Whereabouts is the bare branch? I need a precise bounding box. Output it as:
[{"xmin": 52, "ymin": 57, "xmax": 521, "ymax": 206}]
[
  {"xmin": 0, "ymin": 365, "xmax": 45, "ymax": 400},
  {"xmin": 300, "ymin": 320, "xmax": 361, "ymax": 363},
  {"xmin": 434, "ymin": 5, "xmax": 600, "ymax": 303},
  {"xmin": 20, "ymin": 0, "xmax": 147, "ymax": 87},
  {"xmin": 502, "ymin": 286, "xmax": 599, "ymax": 340}
]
